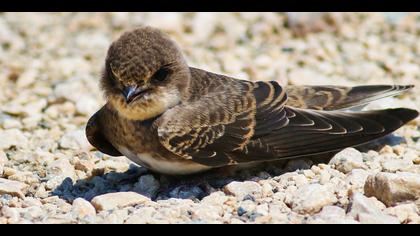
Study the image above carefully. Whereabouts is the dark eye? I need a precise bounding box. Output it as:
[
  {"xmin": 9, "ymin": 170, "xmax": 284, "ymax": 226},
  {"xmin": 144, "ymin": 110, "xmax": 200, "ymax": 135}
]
[{"xmin": 152, "ymin": 68, "xmax": 170, "ymax": 82}]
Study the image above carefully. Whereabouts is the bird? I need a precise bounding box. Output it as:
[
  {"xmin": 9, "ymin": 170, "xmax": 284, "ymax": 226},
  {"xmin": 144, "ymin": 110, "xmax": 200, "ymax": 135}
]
[{"xmin": 86, "ymin": 26, "xmax": 418, "ymax": 176}]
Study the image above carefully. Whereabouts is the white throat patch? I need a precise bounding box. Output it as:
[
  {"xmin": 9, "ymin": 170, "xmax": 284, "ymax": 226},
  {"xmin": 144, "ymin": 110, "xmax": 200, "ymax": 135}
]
[{"xmin": 110, "ymin": 89, "xmax": 181, "ymax": 121}]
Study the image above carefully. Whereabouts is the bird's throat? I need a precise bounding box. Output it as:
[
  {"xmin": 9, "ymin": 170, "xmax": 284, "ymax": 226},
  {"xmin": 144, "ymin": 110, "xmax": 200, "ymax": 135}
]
[{"xmin": 109, "ymin": 90, "xmax": 181, "ymax": 121}]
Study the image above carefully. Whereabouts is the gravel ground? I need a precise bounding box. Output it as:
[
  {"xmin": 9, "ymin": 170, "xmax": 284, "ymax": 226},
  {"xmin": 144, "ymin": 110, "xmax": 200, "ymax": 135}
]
[{"xmin": 0, "ymin": 12, "xmax": 419, "ymax": 224}]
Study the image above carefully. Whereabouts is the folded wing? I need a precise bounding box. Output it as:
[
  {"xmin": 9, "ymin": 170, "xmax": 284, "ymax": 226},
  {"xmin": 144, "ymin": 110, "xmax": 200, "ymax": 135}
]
[{"xmin": 286, "ymin": 85, "xmax": 413, "ymax": 110}]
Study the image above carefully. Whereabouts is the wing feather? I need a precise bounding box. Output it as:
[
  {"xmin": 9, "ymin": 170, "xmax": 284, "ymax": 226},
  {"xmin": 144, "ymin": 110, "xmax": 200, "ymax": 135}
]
[{"xmin": 157, "ymin": 68, "xmax": 418, "ymax": 167}]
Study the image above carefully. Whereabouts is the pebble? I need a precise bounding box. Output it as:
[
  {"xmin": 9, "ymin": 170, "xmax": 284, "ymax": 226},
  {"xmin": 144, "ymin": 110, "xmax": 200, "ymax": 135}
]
[
  {"xmin": 381, "ymin": 159, "xmax": 413, "ymax": 172},
  {"xmin": 0, "ymin": 178, "xmax": 28, "ymax": 198},
  {"xmin": 364, "ymin": 172, "xmax": 420, "ymax": 207},
  {"xmin": 0, "ymin": 151, "xmax": 7, "ymax": 175},
  {"xmin": 345, "ymin": 169, "xmax": 371, "ymax": 189},
  {"xmin": 223, "ymin": 181, "xmax": 262, "ymax": 200},
  {"xmin": 59, "ymin": 130, "xmax": 92, "ymax": 151},
  {"xmin": 71, "ymin": 198, "xmax": 97, "ymax": 219},
  {"xmin": 0, "ymin": 129, "xmax": 28, "ymax": 150},
  {"xmin": 74, "ymin": 159, "xmax": 95, "ymax": 173},
  {"xmin": 132, "ymin": 175, "xmax": 160, "ymax": 199},
  {"xmin": 191, "ymin": 204, "xmax": 223, "ymax": 222},
  {"xmin": 383, "ymin": 203, "xmax": 420, "ymax": 224},
  {"xmin": 91, "ymin": 192, "xmax": 150, "ymax": 211},
  {"xmin": 329, "ymin": 148, "xmax": 365, "ymax": 174},
  {"xmin": 347, "ymin": 193, "xmax": 399, "ymax": 224},
  {"xmin": 287, "ymin": 183, "xmax": 337, "ymax": 214}
]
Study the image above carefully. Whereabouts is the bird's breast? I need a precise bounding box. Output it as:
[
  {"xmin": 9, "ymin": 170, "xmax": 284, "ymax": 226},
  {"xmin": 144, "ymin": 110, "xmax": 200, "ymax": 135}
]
[{"xmin": 117, "ymin": 146, "xmax": 212, "ymax": 175}]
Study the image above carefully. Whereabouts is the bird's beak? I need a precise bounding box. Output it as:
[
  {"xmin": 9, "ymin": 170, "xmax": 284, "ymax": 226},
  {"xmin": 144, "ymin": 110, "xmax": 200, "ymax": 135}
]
[{"xmin": 123, "ymin": 86, "xmax": 147, "ymax": 104}]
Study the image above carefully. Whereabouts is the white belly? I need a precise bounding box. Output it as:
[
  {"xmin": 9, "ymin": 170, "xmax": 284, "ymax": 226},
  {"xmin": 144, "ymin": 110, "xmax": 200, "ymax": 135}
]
[{"xmin": 117, "ymin": 147, "xmax": 212, "ymax": 175}]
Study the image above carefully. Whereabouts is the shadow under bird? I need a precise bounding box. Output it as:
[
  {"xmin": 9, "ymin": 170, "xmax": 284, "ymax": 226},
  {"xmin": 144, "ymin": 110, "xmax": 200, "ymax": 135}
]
[{"xmin": 86, "ymin": 26, "xmax": 419, "ymax": 175}]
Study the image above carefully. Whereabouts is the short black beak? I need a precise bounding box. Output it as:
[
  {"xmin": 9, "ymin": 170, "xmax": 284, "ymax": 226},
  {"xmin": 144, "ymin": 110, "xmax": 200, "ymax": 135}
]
[{"xmin": 123, "ymin": 86, "xmax": 146, "ymax": 104}]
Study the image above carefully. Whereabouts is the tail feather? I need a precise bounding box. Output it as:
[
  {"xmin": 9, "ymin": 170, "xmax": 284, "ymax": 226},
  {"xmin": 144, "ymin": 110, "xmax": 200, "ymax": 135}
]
[{"xmin": 240, "ymin": 107, "xmax": 418, "ymax": 162}]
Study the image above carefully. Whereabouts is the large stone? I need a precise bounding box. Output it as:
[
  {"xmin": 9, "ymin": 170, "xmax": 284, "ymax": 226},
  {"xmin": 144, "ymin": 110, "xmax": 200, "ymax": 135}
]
[
  {"xmin": 287, "ymin": 183, "xmax": 337, "ymax": 214},
  {"xmin": 0, "ymin": 178, "xmax": 28, "ymax": 198},
  {"xmin": 329, "ymin": 148, "xmax": 364, "ymax": 174},
  {"xmin": 91, "ymin": 192, "xmax": 150, "ymax": 211},
  {"xmin": 364, "ymin": 172, "xmax": 420, "ymax": 207},
  {"xmin": 223, "ymin": 181, "xmax": 262, "ymax": 200}
]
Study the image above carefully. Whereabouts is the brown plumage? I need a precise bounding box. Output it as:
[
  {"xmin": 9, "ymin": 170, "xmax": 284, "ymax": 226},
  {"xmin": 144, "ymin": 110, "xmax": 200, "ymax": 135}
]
[{"xmin": 86, "ymin": 26, "xmax": 418, "ymax": 175}]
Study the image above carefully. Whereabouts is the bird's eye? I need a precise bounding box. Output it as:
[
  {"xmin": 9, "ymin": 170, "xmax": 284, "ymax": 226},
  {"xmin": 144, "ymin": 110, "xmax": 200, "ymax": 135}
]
[{"xmin": 151, "ymin": 68, "xmax": 170, "ymax": 82}]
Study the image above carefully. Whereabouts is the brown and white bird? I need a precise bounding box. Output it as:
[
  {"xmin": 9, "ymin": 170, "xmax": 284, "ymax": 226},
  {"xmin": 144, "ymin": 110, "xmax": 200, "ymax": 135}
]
[{"xmin": 86, "ymin": 26, "xmax": 418, "ymax": 175}]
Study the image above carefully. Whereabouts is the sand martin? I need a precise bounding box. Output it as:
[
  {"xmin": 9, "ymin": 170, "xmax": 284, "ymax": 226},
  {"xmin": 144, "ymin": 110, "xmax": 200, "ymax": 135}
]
[{"xmin": 86, "ymin": 26, "xmax": 418, "ymax": 175}]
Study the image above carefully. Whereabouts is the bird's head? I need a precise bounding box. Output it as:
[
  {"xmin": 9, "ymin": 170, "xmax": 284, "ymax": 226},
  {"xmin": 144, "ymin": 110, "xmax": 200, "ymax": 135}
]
[{"xmin": 101, "ymin": 26, "xmax": 191, "ymax": 121}]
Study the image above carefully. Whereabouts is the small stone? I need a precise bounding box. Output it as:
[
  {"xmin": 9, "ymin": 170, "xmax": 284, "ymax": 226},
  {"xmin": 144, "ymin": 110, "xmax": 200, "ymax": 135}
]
[
  {"xmin": 101, "ymin": 209, "xmax": 129, "ymax": 224},
  {"xmin": 91, "ymin": 192, "xmax": 150, "ymax": 211},
  {"xmin": 237, "ymin": 200, "xmax": 257, "ymax": 216},
  {"xmin": 287, "ymin": 183, "xmax": 337, "ymax": 214},
  {"xmin": 0, "ymin": 151, "xmax": 9, "ymax": 165},
  {"xmin": 22, "ymin": 197, "xmax": 42, "ymax": 207},
  {"xmin": 255, "ymin": 203, "xmax": 269, "ymax": 216},
  {"xmin": 72, "ymin": 198, "xmax": 96, "ymax": 219},
  {"xmin": 200, "ymin": 191, "xmax": 228, "ymax": 206},
  {"xmin": 76, "ymin": 96, "xmax": 99, "ymax": 116},
  {"xmin": 346, "ymin": 169, "xmax": 371, "ymax": 188},
  {"xmin": 192, "ymin": 204, "xmax": 223, "ymax": 222},
  {"xmin": 132, "ymin": 174, "xmax": 160, "ymax": 199},
  {"xmin": 285, "ymin": 158, "xmax": 313, "ymax": 171},
  {"xmin": 0, "ymin": 129, "xmax": 28, "ymax": 150},
  {"xmin": 0, "ymin": 151, "xmax": 7, "ymax": 176},
  {"xmin": 347, "ymin": 193, "xmax": 399, "ymax": 224},
  {"xmin": 21, "ymin": 206, "xmax": 44, "ymax": 220},
  {"xmin": 381, "ymin": 159, "xmax": 413, "ymax": 172},
  {"xmin": 2, "ymin": 118, "xmax": 22, "ymax": 129},
  {"xmin": 314, "ymin": 206, "xmax": 346, "ymax": 220},
  {"xmin": 329, "ymin": 148, "xmax": 364, "ymax": 174},
  {"xmin": 168, "ymin": 185, "xmax": 205, "ymax": 200},
  {"xmin": 364, "ymin": 172, "xmax": 420, "ymax": 207},
  {"xmin": 223, "ymin": 181, "xmax": 262, "ymax": 200},
  {"xmin": 357, "ymin": 212, "xmax": 399, "ymax": 224},
  {"xmin": 0, "ymin": 178, "xmax": 28, "ymax": 198},
  {"xmin": 59, "ymin": 130, "xmax": 92, "ymax": 150},
  {"xmin": 48, "ymin": 158, "xmax": 75, "ymax": 179},
  {"xmin": 74, "ymin": 159, "xmax": 94, "ymax": 173},
  {"xmin": 383, "ymin": 203, "xmax": 420, "ymax": 223},
  {"xmin": 1, "ymin": 206, "xmax": 20, "ymax": 223}
]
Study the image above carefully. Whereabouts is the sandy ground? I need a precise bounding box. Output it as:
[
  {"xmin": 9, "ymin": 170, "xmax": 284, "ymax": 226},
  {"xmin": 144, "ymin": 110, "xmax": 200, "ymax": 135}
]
[{"xmin": 0, "ymin": 12, "xmax": 419, "ymax": 224}]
